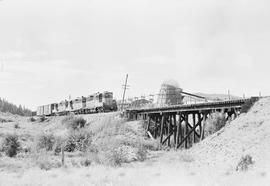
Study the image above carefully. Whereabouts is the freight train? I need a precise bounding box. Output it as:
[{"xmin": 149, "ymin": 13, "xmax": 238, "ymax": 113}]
[{"xmin": 37, "ymin": 91, "xmax": 117, "ymax": 116}]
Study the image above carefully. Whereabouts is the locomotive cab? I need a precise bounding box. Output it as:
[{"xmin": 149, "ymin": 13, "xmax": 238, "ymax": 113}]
[{"xmin": 103, "ymin": 92, "xmax": 117, "ymax": 111}]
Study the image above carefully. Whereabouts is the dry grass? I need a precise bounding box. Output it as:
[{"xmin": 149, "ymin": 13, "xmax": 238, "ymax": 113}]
[
  {"xmin": 1, "ymin": 134, "xmax": 21, "ymax": 157},
  {"xmin": 236, "ymin": 155, "xmax": 254, "ymax": 172},
  {"xmin": 86, "ymin": 117, "xmax": 158, "ymax": 166},
  {"xmin": 0, "ymin": 113, "xmax": 158, "ymax": 171},
  {"xmin": 64, "ymin": 129, "xmax": 93, "ymax": 152},
  {"xmin": 35, "ymin": 133, "xmax": 56, "ymax": 151},
  {"xmin": 204, "ymin": 112, "xmax": 227, "ymax": 137},
  {"xmin": 62, "ymin": 115, "xmax": 87, "ymax": 130}
]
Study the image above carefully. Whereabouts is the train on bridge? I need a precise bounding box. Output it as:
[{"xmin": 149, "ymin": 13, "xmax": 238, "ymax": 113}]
[{"xmin": 37, "ymin": 91, "xmax": 118, "ymax": 116}]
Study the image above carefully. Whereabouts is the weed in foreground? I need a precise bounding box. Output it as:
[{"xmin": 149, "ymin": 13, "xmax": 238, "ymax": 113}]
[
  {"xmin": 14, "ymin": 123, "xmax": 20, "ymax": 129},
  {"xmin": 62, "ymin": 115, "xmax": 87, "ymax": 130},
  {"xmin": 236, "ymin": 155, "xmax": 254, "ymax": 171},
  {"xmin": 35, "ymin": 152, "xmax": 61, "ymax": 171},
  {"xmin": 1, "ymin": 134, "xmax": 21, "ymax": 157},
  {"xmin": 65, "ymin": 129, "xmax": 93, "ymax": 152},
  {"xmin": 35, "ymin": 133, "xmax": 56, "ymax": 151}
]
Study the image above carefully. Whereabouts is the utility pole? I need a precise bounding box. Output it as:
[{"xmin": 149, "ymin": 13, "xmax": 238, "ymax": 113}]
[
  {"xmin": 121, "ymin": 74, "xmax": 129, "ymax": 111},
  {"xmin": 228, "ymin": 90, "xmax": 231, "ymax": 100}
]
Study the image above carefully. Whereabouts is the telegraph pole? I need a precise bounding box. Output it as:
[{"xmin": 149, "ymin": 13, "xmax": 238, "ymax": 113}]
[
  {"xmin": 121, "ymin": 74, "xmax": 129, "ymax": 111},
  {"xmin": 228, "ymin": 90, "xmax": 231, "ymax": 100}
]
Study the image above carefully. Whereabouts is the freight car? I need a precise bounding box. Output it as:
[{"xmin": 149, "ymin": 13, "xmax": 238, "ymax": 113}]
[{"xmin": 37, "ymin": 91, "xmax": 117, "ymax": 116}]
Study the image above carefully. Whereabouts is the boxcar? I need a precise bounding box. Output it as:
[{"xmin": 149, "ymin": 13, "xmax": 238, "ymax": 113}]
[
  {"xmin": 37, "ymin": 104, "xmax": 54, "ymax": 116},
  {"xmin": 37, "ymin": 106, "xmax": 44, "ymax": 116},
  {"xmin": 43, "ymin": 104, "xmax": 54, "ymax": 116}
]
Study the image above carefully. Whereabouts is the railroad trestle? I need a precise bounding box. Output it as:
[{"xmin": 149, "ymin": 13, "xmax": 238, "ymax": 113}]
[{"xmin": 125, "ymin": 98, "xmax": 259, "ymax": 149}]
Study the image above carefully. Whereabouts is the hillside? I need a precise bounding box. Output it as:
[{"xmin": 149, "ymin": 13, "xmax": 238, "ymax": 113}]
[
  {"xmin": 191, "ymin": 97, "xmax": 270, "ymax": 168},
  {"xmin": 0, "ymin": 98, "xmax": 270, "ymax": 186}
]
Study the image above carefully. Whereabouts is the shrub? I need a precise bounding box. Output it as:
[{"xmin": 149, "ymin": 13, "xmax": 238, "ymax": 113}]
[
  {"xmin": 35, "ymin": 153, "xmax": 61, "ymax": 171},
  {"xmin": 14, "ymin": 123, "xmax": 20, "ymax": 129},
  {"xmin": 0, "ymin": 118, "xmax": 13, "ymax": 123},
  {"xmin": 1, "ymin": 134, "xmax": 21, "ymax": 157},
  {"xmin": 37, "ymin": 116, "xmax": 47, "ymax": 122},
  {"xmin": 236, "ymin": 155, "xmax": 254, "ymax": 171},
  {"xmin": 80, "ymin": 158, "xmax": 92, "ymax": 167},
  {"xmin": 62, "ymin": 116, "xmax": 87, "ymax": 130},
  {"xmin": 36, "ymin": 133, "xmax": 56, "ymax": 151},
  {"xmin": 205, "ymin": 112, "xmax": 227, "ymax": 137},
  {"xmin": 53, "ymin": 136, "xmax": 66, "ymax": 155},
  {"xmin": 136, "ymin": 145, "xmax": 147, "ymax": 161},
  {"xmin": 106, "ymin": 148, "xmax": 125, "ymax": 167},
  {"xmin": 29, "ymin": 117, "xmax": 36, "ymax": 122},
  {"xmin": 65, "ymin": 129, "xmax": 93, "ymax": 152},
  {"xmin": 88, "ymin": 117, "xmax": 159, "ymax": 166}
]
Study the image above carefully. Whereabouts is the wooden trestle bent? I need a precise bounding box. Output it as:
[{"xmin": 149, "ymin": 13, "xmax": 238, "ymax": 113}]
[{"xmin": 125, "ymin": 97, "xmax": 259, "ymax": 149}]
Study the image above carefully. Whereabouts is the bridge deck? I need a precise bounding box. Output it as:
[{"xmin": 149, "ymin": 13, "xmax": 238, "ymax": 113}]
[{"xmin": 127, "ymin": 98, "xmax": 252, "ymax": 114}]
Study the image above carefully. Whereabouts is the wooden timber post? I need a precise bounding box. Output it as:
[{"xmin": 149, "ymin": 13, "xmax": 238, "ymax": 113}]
[
  {"xmin": 160, "ymin": 114, "xmax": 165, "ymax": 144},
  {"xmin": 198, "ymin": 113, "xmax": 202, "ymax": 139},
  {"xmin": 184, "ymin": 113, "xmax": 189, "ymax": 149},
  {"xmin": 147, "ymin": 115, "xmax": 150, "ymax": 132},
  {"xmin": 168, "ymin": 115, "xmax": 172, "ymax": 147},
  {"xmin": 154, "ymin": 115, "xmax": 158, "ymax": 139},
  {"xmin": 175, "ymin": 113, "xmax": 180, "ymax": 149},
  {"xmin": 173, "ymin": 114, "xmax": 177, "ymax": 147},
  {"xmin": 192, "ymin": 113, "xmax": 196, "ymax": 144}
]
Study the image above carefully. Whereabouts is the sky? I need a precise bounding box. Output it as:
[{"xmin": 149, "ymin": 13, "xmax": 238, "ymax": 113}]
[{"xmin": 0, "ymin": 0, "xmax": 270, "ymax": 110}]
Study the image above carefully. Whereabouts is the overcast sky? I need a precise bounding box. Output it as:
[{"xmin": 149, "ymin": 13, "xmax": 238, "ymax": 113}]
[{"xmin": 0, "ymin": 0, "xmax": 270, "ymax": 110}]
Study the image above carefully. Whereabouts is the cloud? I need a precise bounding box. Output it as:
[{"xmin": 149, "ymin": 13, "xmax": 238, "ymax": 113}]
[{"xmin": 0, "ymin": 0, "xmax": 270, "ymax": 109}]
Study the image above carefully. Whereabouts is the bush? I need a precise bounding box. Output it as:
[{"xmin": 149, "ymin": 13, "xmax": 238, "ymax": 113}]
[
  {"xmin": 88, "ymin": 117, "xmax": 160, "ymax": 166},
  {"xmin": 80, "ymin": 158, "xmax": 92, "ymax": 167},
  {"xmin": 205, "ymin": 112, "xmax": 227, "ymax": 137},
  {"xmin": 136, "ymin": 145, "xmax": 147, "ymax": 161},
  {"xmin": 1, "ymin": 134, "xmax": 21, "ymax": 157},
  {"xmin": 37, "ymin": 116, "xmax": 47, "ymax": 122},
  {"xmin": 14, "ymin": 123, "xmax": 20, "ymax": 129},
  {"xmin": 105, "ymin": 148, "xmax": 126, "ymax": 167},
  {"xmin": 65, "ymin": 129, "xmax": 93, "ymax": 152},
  {"xmin": 29, "ymin": 117, "xmax": 36, "ymax": 122},
  {"xmin": 53, "ymin": 136, "xmax": 66, "ymax": 155},
  {"xmin": 0, "ymin": 118, "xmax": 13, "ymax": 123},
  {"xmin": 36, "ymin": 133, "xmax": 56, "ymax": 151},
  {"xmin": 62, "ymin": 116, "xmax": 87, "ymax": 130},
  {"xmin": 236, "ymin": 155, "xmax": 254, "ymax": 171},
  {"xmin": 35, "ymin": 153, "xmax": 61, "ymax": 171}
]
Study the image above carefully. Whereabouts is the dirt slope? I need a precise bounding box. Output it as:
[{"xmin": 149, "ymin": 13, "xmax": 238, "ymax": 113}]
[{"xmin": 191, "ymin": 97, "xmax": 270, "ymax": 173}]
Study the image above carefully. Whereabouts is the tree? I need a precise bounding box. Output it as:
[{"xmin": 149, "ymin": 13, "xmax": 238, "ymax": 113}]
[{"xmin": 0, "ymin": 97, "xmax": 32, "ymax": 116}]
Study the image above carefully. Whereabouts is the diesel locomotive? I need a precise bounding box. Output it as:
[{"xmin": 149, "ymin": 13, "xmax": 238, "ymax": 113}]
[{"xmin": 37, "ymin": 91, "xmax": 117, "ymax": 116}]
